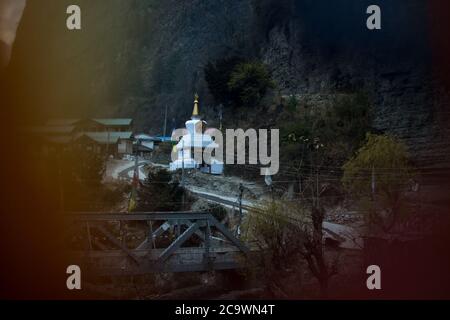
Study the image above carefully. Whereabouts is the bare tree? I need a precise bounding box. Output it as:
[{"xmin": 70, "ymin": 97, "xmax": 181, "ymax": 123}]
[{"xmin": 300, "ymin": 205, "xmax": 339, "ymax": 297}]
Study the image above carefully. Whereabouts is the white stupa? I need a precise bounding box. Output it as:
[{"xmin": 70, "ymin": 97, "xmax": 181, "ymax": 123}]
[{"xmin": 169, "ymin": 94, "xmax": 224, "ymax": 175}]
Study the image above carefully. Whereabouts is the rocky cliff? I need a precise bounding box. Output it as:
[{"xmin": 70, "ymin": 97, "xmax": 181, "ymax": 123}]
[
  {"xmin": 5, "ymin": 0, "xmax": 450, "ymax": 166},
  {"xmin": 257, "ymin": 0, "xmax": 449, "ymax": 168}
]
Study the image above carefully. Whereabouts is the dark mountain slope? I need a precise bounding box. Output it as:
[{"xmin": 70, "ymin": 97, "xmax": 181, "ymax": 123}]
[{"xmin": 4, "ymin": 0, "xmax": 449, "ymax": 166}]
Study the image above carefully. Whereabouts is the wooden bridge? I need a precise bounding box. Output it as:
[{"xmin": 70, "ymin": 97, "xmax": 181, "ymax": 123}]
[{"xmin": 66, "ymin": 212, "xmax": 251, "ymax": 275}]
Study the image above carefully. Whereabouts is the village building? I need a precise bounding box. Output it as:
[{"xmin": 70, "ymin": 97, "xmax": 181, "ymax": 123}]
[
  {"xmin": 170, "ymin": 95, "xmax": 224, "ymax": 175},
  {"xmin": 74, "ymin": 131, "xmax": 133, "ymax": 156},
  {"xmin": 30, "ymin": 118, "xmax": 134, "ymax": 157},
  {"xmin": 133, "ymin": 133, "xmax": 160, "ymax": 157}
]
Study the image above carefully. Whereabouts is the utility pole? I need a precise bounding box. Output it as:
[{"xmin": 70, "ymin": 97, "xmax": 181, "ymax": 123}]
[
  {"xmin": 134, "ymin": 141, "xmax": 139, "ymax": 173},
  {"xmin": 236, "ymin": 183, "xmax": 244, "ymax": 238},
  {"xmin": 181, "ymin": 139, "xmax": 185, "ymax": 211},
  {"xmin": 176, "ymin": 139, "xmax": 183, "ymax": 237},
  {"xmin": 219, "ymin": 104, "xmax": 223, "ymax": 131},
  {"xmin": 163, "ymin": 104, "xmax": 168, "ymax": 138},
  {"xmin": 264, "ymin": 170, "xmax": 274, "ymax": 201}
]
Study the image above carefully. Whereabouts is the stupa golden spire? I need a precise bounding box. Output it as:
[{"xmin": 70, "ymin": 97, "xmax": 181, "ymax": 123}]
[{"xmin": 192, "ymin": 93, "xmax": 200, "ymax": 119}]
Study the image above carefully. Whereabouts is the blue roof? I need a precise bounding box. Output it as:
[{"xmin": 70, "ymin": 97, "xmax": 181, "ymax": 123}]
[{"xmin": 156, "ymin": 136, "xmax": 172, "ymax": 142}]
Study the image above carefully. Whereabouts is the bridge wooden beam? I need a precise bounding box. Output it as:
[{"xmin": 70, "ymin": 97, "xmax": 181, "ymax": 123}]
[
  {"xmin": 134, "ymin": 220, "xmax": 207, "ymax": 251},
  {"xmin": 209, "ymin": 215, "xmax": 249, "ymax": 254},
  {"xmin": 158, "ymin": 222, "xmax": 200, "ymax": 262},
  {"xmin": 94, "ymin": 224, "xmax": 141, "ymax": 264},
  {"xmin": 67, "ymin": 212, "xmax": 210, "ymax": 221},
  {"xmin": 135, "ymin": 221, "xmax": 171, "ymax": 250}
]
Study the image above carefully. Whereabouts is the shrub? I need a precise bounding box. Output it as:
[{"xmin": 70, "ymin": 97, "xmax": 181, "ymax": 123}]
[
  {"xmin": 204, "ymin": 58, "xmax": 274, "ymax": 109},
  {"xmin": 244, "ymin": 201, "xmax": 338, "ymax": 297},
  {"xmin": 137, "ymin": 168, "xmax": 183, "ymax": 211},
  {"xmin": 228, "ymin": 61, "xmax": 274, "ymax": 108},
  {"xmin": 204, "ymin": 56, "xmax": 244, "ymax": 106},
  {"xmin": 342, "ymin": 134, "xmax": 415, "ymax": 231}
]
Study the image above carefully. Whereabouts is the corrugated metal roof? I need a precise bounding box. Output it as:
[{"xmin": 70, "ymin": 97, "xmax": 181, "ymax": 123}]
[
  {"xmin": 134, "ymin": 133, "xmax": 159, "ymax": 141},
  {"xmin": 93, "ymin": 119, "xmax": 133, "ymax": 126},
  {"xmin": 45, "ymin": 118, "xmax": 133, "ymax": 128},
  {"xmin": 77, "ymin": 132, "xmax": 133, "ymax": 144}
]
